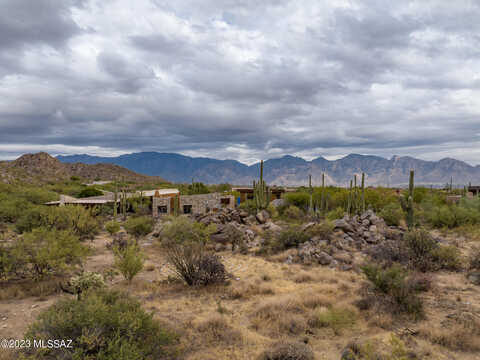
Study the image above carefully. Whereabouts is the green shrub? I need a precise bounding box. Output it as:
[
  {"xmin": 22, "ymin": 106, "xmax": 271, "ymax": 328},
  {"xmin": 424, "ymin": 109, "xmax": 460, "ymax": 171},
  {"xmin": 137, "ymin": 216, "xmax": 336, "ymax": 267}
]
[
  {"xmin": 284, "ymin": 192, "xmax": 310, "ymax": 210},
  {"xmin": 361, "ymin": 263, "xmax": 424, "ymax": 319},
  {"xmin": 77, "ymin": 187, "xmax": 103, "ymax": 198},
  {"xmin": 379, "ymin": 203, "xmax": 404, "ymax": 226},
  {"xmin": 105, "ymin": 220, "xmax": 120, "ymax": 235},
  {"xmin": 278, "ymin": 225, "xmax": 310, "ymax": 249},
  {"xmin": 113, "ymin": 242, "xmax": 145, "ymax": 283},
  {"xmin": 283, "ymin": 205, "xmax": 304, "ymax": 220},
  {"xmin": 431, "ymin": 245, "xmax": 462, "ymax": 271},
  {"xmin": 0, "ymin": 198, "xmax": 31, "ymax": 223},
  {"xmin": 312, "ymin": 306, "xmax": 357, "ymax": 335},
  {"xmin": 21, "ymin": 289, "xmax": 177, "ymax": 360},
  {"xmin": 16, "ymin": 205, "xmax": 99, "ymax": 239},
  {"xmin": 239, "ymin": 199, "xmax": 257, "ymax": 215},
  {"xmin": 307, "ymin": 220, "xmax": 335, "ymax": 238},
  {"xmin": 13, "ymin": 228, "xmax": 88, "ymax": 279},
  {"xmin": 161, "ymin": 216, "xmax": 216, "ymax": 245},
  {"xmin": 124, "ymin": 216, "xmax": 154, "ymax": 238},
  {"xmin": 403, "ymin": 228, "xmax": 437, "ymax": 272},
  {"xmin": 326, "ymin": 207, "xmax": 345, "ymax": 220},
  {"xmin": 69, "ymin": 271, "xmax": 105, "ymax": 299}
]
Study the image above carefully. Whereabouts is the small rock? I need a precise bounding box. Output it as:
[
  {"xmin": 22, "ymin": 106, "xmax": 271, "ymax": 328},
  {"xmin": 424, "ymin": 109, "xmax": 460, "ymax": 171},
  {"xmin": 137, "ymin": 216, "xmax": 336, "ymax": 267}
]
[
  {"xmin": 317, "ymin": 251, "xmax": 333, "ymax": 265},
  {"xmin": 467, "ymin": 271, "xmax": 480, "ymax": 285},
  {"xmin": 301, "ymin": 222, "xmax": 316, "ymax": 232},
  {"xmin": 31, "ymin": 304, "xmax": 38, "ymax": 309}
]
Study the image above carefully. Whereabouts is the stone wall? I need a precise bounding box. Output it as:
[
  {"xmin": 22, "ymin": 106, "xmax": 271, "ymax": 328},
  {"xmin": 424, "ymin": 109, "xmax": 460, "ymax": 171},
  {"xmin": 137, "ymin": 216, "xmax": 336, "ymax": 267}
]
[{"xmin": 152, "ymin": 193, "xmax": 234, "ymax": 217}]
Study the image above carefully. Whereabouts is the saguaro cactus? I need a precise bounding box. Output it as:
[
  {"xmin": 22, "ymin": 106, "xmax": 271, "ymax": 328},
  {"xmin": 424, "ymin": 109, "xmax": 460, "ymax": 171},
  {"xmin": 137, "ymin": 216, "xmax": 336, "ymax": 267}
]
[
  {"xmin": 308, "ymin": 174, "xmax": 314, "ymax": 215},
  {"xmin": 253, "ymin": 160, "xmax": 270, "ymax": 210},
  {"xmin": 400, "ymin": 170, "xmax": 415, "ymax": 230},
  {"xmin": 361, "ymin": 172, "xmax": 366, "ymax": 214},
  {"xmin": 113, "ymin": 179, "xmax": 118, "ymax": 218}
]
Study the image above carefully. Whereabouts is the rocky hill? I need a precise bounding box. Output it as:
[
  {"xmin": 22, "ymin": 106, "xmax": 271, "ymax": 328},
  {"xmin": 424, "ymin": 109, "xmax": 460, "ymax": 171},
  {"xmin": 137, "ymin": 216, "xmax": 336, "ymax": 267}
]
[
  {"xmin": 57, "ymin": 152, "xmax": 480, "ymax": 187},
  {"xmin": 0, "ymin": 152, "xmax": 167, "ymax": 184}
]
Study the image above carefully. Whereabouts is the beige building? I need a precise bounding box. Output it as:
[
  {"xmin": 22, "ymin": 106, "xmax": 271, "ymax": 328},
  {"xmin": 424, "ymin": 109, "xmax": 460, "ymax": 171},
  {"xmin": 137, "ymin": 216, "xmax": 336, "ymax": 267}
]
[{"xmin": 152, "ymin": 192, "xmax": 235, "ymax": 217}]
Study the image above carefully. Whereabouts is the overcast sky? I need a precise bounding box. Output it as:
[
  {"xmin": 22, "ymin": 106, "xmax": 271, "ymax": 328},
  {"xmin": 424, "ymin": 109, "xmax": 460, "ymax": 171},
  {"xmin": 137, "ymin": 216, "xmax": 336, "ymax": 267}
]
[{"xmin": 1, "ymin": 0, "xmax": 480, "ymax": 165}]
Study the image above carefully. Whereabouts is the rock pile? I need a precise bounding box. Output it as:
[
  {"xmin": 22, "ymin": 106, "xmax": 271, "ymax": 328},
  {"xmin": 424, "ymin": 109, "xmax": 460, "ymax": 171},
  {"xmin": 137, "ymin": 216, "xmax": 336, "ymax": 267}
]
[{"xmin": 294, "ymin": 210, "xmax": 405, "ymax": 269}]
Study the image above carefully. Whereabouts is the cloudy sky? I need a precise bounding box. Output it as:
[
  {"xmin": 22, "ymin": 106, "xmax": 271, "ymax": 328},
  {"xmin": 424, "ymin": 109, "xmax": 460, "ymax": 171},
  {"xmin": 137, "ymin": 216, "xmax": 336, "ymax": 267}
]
[{"xmin": 1, "ymin": 0, "xmax": 480, "ymax": 165}]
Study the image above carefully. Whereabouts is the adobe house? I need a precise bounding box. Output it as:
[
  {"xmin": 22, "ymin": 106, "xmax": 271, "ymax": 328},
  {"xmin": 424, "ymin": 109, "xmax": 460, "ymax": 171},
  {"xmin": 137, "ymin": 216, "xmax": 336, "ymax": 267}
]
[
  {"xmin": 152, "ymin": 193, "xmax": 235, "ymax": 217},
  {"xmin": 232, "ymin": 186, "xmax": 286, "ymax": 204},
  {"xmin": 468, "ymin": 186, "xmax": 480, "ymax": 196}
]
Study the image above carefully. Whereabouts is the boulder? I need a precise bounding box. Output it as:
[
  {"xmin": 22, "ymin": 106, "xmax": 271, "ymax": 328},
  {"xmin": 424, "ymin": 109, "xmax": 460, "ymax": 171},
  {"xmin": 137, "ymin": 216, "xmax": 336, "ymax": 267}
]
[
  {"xmin": 335, "ymin": 219, "xmax": 354, "ymax": 233},
  {"xmin": 301, "ymin": 222, "xmax": 316, "ymax": 232},
  {"xmin": 256, "ymin": 210, "xmax": 270, "ymax": 224}
]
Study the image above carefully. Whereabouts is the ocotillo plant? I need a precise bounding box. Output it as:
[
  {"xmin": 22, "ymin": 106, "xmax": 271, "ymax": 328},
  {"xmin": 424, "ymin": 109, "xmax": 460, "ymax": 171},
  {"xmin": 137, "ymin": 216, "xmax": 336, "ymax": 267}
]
[
  {"xmin": 253, "ymin": 160, "xmax": 270, "ymax": 210},
  {"xmin": 400, "ymin": 170, "xmax": 415, "ymax": 230}
]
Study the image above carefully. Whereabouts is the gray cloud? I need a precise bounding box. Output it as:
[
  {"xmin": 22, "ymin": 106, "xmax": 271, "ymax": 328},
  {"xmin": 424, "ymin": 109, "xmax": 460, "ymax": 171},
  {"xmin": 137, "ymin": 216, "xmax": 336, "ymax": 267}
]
[{"xmin": 1, "ymin": 0, "xmax": 480, "ymax": 165}]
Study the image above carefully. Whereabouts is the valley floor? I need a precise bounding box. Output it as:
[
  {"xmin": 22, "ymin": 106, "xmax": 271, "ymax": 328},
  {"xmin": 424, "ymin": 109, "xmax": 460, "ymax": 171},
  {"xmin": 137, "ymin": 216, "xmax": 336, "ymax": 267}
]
[{"xmin": 1, "ymin": 230, "xmax": 480, "ymax": 359}]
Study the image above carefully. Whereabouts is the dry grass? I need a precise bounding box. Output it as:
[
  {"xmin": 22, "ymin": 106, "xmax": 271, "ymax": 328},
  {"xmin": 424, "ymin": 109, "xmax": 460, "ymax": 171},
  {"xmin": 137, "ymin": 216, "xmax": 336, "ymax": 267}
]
[
  {"xmin": 420, "ymin": 321, "xmax": 480, "ymax": 352},
  {"xmin": 196, "ymin": 315, "xmax": 243, "ymax": 345},
  {"xmin": 0, "ymin": 277, "xmax": 63, "ymax": 301}
]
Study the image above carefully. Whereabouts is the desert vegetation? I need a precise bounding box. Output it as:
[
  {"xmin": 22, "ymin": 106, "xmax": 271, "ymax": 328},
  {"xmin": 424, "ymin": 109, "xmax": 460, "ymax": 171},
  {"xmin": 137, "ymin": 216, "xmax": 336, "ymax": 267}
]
[{"xmin": 1, "ymin": 172, "xmax": 480, "ymax": 360}]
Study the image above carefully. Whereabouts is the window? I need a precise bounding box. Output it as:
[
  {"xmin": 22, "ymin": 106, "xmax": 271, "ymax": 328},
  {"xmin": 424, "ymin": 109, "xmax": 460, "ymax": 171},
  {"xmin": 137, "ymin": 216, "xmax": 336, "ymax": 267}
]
[
  {"xmin": 158, "ymin": 205, "xmax": 167, "ymax": 214},
  {"xmin": 220, "ymin": 198, "xmax": 230, "ymax": 207},
  {"xmin": 183, "ymin": 205, "xmax": 192, "ymax": 214},
  {"xmin": 247, "ymin": 193, "xmax": 254, "ymax": 200}
]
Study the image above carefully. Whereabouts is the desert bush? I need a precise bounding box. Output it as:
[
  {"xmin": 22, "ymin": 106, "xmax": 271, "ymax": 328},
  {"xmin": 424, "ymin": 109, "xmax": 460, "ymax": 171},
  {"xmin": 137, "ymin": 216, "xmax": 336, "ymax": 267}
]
[
  {"xmin": 68, "ymin": 271, "xmax": 105, "ymax": 299},
  {"xmin": 124, "ymin": 216, "xmax": 153, "ymax": 238},
  {"xmin": 16, "ymin": 205, "xmax": 99, "ymax": 239},
  {"xmin": 469, "ymin": 247, "xmax": 480, "ymax": 270},
  {"xmin": 257, "ymin": 341, "xmax": 314, "ymax": 360},
  {"xmin": 426, "ymin": 203, "xmax": 480, "ymax": 228},
  {"xmin": 13, "ymin": 228, "xmax": 88, "ymax": 279},
  {"xmin": 379, "ymin": 203, "xmax": 404, "ymax": 226},
  {"xmin": 161, "ymin": 216, "xmax": 216, "ymax": 245},
  {"xmin": 283, "ymin": 205, "xmax": 304, "ymax": 220},
  {"xmin": 284, "ymin": 192, "xmax": 311, "ymax": 210},
  {"xmin": 163, "ymin": 240, "xmax": 227, "ymax": 286},
  {"xmin": 196, "ymin": 315, "xmax": 242, "ymax": 344},
  {"xmin": 21, "ymin": 289, "xmax": 177, "ymax": 360},
  {"xmin": 361, "ymin": 263, "xmax": 424, "ymax": 319},
  {"xmin": 307, "ymin": 220, "xmax": 335, "ymax": 238},
  {"xmin": 77, "ymin": 186, "xmax": 103, "ymax": 198},
  {"xmin": 326, "ymin": 206, "xmax": 345, "ymax": 220},
  {"xmin": 431, "ymin": 245, "xmax": 462, "ymax": 271},
  {"xmin": 105, "ymin": 220, "xmax": 120, "ymax": 235},
  {"xmin": 365, "ymin": 240, "xmax": 410, "ymax": 267},
  {"xmin": 403, "ymin": 228, "xmax": 437, "ymax": 271},
  {"xmin": 239, "ymin": 199, "xmax": 257, "ymax": 215},
  {"xmin": 0, "ymin": 198, "xmax": 31, "ymax": 223},
  {"xmin": 311, "ymin": 306, "xmax": 357, "ymax": 335},
  {"xmin": 263, "ymin": 225, "xmax": 309, "ymax": 253},
  {"xmin": 113, "ymin": 242, "xmax": 145, "ymax": 283},
  {"xmin": 403, "ymin": 229, "xmax": 461, "ymax": 271}
]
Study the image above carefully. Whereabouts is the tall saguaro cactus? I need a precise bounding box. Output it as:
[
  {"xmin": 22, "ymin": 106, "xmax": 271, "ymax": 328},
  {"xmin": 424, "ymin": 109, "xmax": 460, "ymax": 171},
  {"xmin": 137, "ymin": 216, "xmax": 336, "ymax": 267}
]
[
  {"xmin": 346, "ymin": 173, "xmax": 366, "ymax": 216},
  {"xmin": 113, "ymin": 179, "xmax": 118, "ymax": 218},
  {"xmin": 361, "ymin": 172, "xmax": 366, "ymax": 214},
  {"xmin": 253, "ymin": 160, "xmax": 270, "ymax": 210},
  {"xmin": 400, "ymin": 170, "xmax": 415, "ymax": 230},
  {"xmin": 308, "ymin": 174, "xmax": 314, "ymax": 215}
]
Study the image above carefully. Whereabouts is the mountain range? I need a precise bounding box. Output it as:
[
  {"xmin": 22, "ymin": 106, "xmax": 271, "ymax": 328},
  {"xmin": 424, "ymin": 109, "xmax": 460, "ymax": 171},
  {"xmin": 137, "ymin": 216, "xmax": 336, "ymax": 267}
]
[{"xmin": 56, "ymin": 152, "xmax": 480, "ymax": 187}]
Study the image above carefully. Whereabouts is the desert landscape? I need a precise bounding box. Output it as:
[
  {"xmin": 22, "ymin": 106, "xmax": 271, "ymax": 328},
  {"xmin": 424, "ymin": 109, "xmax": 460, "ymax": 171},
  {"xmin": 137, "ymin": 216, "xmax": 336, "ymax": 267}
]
[{"xmin": 1, "ymin": 153, "xmax": 479, "ymax": 360}]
